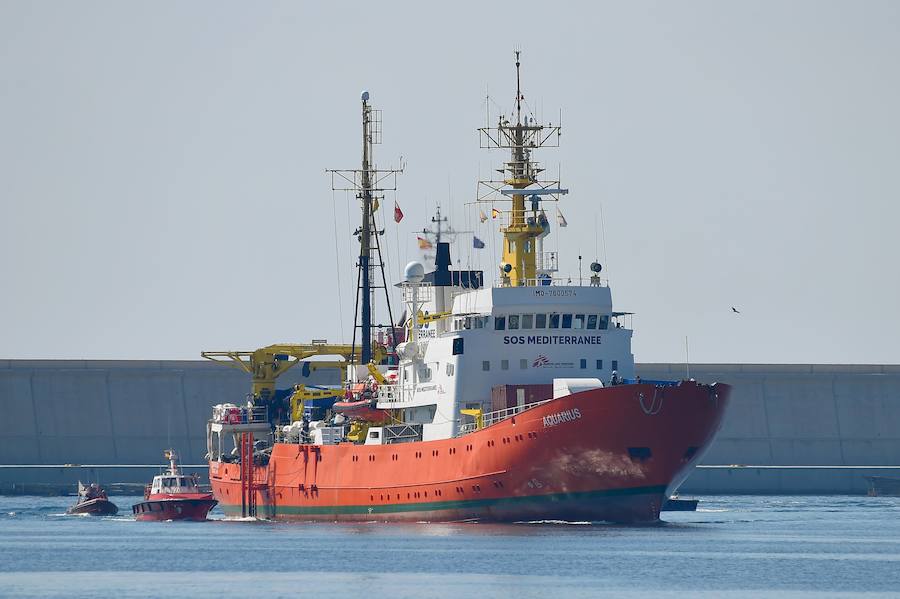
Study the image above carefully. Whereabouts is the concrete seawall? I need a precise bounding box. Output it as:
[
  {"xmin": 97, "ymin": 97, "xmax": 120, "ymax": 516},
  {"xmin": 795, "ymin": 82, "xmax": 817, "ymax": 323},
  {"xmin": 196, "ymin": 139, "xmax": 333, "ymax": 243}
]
[
  {"xmin": 0, "ymin": 359, "xmax": 336, "ymax": 493},
  {"xmin": 1, "ymin": 360, "xmax": 898, "ymax": 494},
  {"xmin": 637, "ymin": 363, "xmax": 900, "ymax": 494}
]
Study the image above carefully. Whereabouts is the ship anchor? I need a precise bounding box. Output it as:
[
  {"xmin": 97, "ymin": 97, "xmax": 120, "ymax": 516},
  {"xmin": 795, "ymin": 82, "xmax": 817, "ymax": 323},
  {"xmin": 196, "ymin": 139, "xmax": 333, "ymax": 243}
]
[{"xmin": 637, "ymin": 389, "xmax": 664, "ymax": 415}]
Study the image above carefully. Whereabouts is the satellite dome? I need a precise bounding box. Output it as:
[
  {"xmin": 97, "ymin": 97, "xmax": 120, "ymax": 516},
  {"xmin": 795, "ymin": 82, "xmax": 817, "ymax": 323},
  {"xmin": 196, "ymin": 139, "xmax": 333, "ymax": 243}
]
[
  {"xmin": 361, "ymin": 90, "xmax": 370, "ymax": 102},
  {"xmin": 404, "ymin": 261, "xmax": 425, "ymax": 283}
]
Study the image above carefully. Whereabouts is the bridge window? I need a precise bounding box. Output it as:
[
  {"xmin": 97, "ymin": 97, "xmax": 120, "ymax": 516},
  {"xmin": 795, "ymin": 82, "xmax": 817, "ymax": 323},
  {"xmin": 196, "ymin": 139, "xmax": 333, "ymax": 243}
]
[
  {"xmin": 508, "ymin": 315, "xmax": 519, "ymax": 330},
  {"xmin": 562, "ymin": 314, "xmax": 573, "ymax": 329},
  {"xmin": 548, "ymin": 314, "xmax": 560, "ymax": 329},
  {"xmin": 452, "ymin": 338, "xmax": 464, "ymax": 355},
  {"xmin": 494, "ymin": 316, "xmax": 506, "ymax": 331},
  {"xmin": 599, "ymin": 315, "xmax": 610, "ymax": 330},
  {"xmin": 574, "ymin": 314, "xmax": 585, "ymax": 329},
  {"xmin": 521, "ymin": 314, "xmax": 533, "ymax": 329},
  {"xmin": 587, "ymin": 315, "xmax": 598, "ymax": 329},
  {"xmin": 407, "ymin": 404, "xmax": 437, "ymax": 424},
  {"xmin": 535, "ymin": 314, "xmax": 547, "ymax": 328}
]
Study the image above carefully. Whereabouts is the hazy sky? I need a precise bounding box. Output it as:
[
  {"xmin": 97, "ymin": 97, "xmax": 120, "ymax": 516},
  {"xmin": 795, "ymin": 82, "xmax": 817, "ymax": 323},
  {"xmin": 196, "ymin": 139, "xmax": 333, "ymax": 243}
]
[{"xmin": 1, "ymin": 1, "xmax": 898, "ymax": 363}]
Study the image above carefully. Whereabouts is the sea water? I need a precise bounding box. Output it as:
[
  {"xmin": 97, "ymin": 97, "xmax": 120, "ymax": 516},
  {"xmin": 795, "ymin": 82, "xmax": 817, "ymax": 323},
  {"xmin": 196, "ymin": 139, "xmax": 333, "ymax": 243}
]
[{"xmin": 1, "ymin": 495, "xmax": 898, "ymax": 598}]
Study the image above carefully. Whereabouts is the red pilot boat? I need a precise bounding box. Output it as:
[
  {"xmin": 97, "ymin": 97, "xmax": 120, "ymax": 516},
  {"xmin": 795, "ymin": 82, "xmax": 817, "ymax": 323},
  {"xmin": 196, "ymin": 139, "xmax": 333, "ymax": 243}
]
[
  {"xmin": 132, "ymin": 450, "xmax": 217, "ymax": 521},
  {"xmin": 67, "ymin": 482, "xmax": 118, "ymax": 516}
]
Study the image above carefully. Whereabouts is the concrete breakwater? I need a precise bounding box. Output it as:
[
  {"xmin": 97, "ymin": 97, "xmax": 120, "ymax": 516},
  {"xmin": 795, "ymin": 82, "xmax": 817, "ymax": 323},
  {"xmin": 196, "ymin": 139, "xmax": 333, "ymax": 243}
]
[
  {"xmin": 1, "ymin": 360, "xmax": 898, "ymax": 494},
  {"xmin": 639, "ymin": 363, "xmax": 900, "ymax": 494}
]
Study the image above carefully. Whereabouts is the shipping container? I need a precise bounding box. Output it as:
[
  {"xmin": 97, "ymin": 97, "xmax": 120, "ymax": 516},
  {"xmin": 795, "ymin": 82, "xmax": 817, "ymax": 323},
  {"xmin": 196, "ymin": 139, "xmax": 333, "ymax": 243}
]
[{"xmin": 490, "ymin": 384, "xmax": 553, "ymax": 412}]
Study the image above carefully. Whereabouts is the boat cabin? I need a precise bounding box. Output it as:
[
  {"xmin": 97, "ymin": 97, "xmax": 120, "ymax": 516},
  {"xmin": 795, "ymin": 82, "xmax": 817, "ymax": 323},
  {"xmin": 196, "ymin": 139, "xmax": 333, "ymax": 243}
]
[{"xmin": 150, "ymin": 473, "xmax": 200, "ymax": 495}]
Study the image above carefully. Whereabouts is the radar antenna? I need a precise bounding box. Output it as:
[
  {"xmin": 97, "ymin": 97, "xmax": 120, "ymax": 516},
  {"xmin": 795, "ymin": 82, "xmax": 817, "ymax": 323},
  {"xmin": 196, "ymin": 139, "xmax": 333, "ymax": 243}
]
[{"xmin": 477, "ymin": 52, "xmax": 568, "ymax": 287}]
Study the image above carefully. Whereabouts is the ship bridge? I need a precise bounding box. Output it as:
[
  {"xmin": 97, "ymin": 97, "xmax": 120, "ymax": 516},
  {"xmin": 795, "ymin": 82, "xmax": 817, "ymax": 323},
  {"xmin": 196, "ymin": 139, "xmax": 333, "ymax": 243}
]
[{"xmin": 451, "ymin": 285, "xmax": 613, "ymax": 317}]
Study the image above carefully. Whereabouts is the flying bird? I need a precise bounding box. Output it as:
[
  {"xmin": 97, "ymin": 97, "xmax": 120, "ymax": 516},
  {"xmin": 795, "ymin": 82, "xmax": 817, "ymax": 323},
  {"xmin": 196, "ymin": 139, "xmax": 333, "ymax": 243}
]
[{"xmin": 731, "ymin": 307, "xmax": 740, "ymax": 314}]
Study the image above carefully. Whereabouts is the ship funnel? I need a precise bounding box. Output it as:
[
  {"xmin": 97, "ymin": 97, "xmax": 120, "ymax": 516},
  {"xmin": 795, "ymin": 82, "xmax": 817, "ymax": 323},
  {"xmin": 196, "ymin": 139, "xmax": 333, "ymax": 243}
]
[{"xmin": 432, "ymin": 242, "xmax": 452, "ymax": 286}]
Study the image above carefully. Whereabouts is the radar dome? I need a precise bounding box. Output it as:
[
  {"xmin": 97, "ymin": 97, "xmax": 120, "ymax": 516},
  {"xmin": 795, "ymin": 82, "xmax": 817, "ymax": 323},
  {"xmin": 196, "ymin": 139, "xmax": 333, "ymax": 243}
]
[
  {"xmin": 361, "ymin": 90, "xmax": 370, "ymax": 102},
  {"xmin": 404, "ymin": 261, "xmax": 425, "ymax": 283}
]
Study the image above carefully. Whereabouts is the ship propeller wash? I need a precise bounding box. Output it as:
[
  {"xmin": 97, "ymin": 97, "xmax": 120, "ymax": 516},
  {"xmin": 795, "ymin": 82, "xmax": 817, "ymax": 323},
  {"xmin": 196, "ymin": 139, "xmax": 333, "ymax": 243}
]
[{"xmin": 204, "ymin": 54, "xmax": 731, "ymax": 523}]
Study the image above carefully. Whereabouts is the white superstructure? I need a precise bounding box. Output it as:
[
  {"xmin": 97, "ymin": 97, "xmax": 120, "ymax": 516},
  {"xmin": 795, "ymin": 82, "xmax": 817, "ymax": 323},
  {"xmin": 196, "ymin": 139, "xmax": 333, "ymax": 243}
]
[{"xmin": 377, "ymin": 255, "xmax": 634, "ymax": 440}]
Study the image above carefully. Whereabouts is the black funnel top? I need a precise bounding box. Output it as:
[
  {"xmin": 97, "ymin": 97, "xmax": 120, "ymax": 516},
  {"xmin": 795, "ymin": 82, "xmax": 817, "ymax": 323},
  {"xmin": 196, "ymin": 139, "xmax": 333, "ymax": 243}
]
[
  {"xmin": 423, "ymin": 242, "xmax": 483, "ymax": 289},
  {"xmin": 434, "ymin": 242, "xmax": 452, "ymax": 286}
]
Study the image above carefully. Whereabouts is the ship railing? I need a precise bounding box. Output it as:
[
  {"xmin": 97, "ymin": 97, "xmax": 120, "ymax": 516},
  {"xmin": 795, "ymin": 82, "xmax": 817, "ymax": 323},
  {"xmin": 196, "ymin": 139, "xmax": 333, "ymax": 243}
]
[
  {"xmin": 383, "ymin": 423, "xmax": 423, "ymax": 444},
  {"xmin": 537, "ymin": 251, "xmax": 559, "ymax": 273},
  {"xmin": 402, "ymin": 282, "xmax": 434, "ymax": 303},
  {"xmin": 210, "ymin": 405, "xmax": 268, "ymax": 425},
  {"xmin": 498, "ymin": 275, "xmax": 608, "ymax": 288},
  {"xmin": 376, "ymin": 384, "xmax": 416, "ymax": 403},
  {"xmin": 457, "ymin": 398, "xmax": 554, "ymax": 436}
]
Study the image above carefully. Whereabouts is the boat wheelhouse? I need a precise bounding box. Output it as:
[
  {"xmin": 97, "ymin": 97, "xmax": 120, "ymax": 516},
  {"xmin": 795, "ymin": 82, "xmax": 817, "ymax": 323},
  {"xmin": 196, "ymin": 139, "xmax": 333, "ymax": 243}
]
[{"xmin": 133, "ymin": 450, "xmax": 217, "ymax": 521}]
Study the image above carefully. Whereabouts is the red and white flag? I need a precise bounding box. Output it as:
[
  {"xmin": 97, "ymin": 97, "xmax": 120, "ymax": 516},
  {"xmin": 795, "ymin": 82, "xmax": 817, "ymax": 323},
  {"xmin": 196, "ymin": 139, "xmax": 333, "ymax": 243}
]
[{"xmin": 394, "ymin": 200, "xmax": 404, "ymax": 223}]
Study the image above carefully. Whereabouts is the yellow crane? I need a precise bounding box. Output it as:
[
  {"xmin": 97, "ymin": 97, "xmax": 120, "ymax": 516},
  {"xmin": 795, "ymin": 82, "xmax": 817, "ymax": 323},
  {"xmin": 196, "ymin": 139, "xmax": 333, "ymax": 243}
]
[
  {"xmin": 405, "ymin": 310, "xmax": 452, "ymax": 333},
  {"xmin": 287, "ymin": 384, "xmax": 345, "ymax": 423},
  {"xmin": 201, "ymin": 342, "xmax": 386, "ymax": 400}
]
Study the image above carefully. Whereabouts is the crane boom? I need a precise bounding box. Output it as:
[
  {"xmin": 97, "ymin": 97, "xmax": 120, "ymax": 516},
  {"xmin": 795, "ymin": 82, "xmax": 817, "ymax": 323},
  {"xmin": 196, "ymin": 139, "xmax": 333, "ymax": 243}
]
[{"xmin": 201, "ymin": 342, "xmax": 386, "ymax": 399}]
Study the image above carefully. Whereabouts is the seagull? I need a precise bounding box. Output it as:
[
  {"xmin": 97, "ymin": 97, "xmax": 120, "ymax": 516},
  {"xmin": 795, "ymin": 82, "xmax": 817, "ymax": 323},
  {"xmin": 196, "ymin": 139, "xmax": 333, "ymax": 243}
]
[{"xmin": 731, "ymin": 307, "xmax": 740, "ymax": 314}]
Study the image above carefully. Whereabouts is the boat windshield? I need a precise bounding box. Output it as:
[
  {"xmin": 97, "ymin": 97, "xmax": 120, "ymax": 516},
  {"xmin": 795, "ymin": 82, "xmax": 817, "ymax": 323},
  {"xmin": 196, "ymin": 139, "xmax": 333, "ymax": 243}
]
[{"xmin": 153, "ymin": 476, "xmax": 197, "ymax": 493}]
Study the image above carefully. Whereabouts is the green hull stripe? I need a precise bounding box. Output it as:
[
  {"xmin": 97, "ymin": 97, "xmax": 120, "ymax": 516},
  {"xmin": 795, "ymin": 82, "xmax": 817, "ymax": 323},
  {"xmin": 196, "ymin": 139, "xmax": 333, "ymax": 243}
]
[{"xmin": 219, "ymin": 485, "xmax": 667, "ymax": 517}]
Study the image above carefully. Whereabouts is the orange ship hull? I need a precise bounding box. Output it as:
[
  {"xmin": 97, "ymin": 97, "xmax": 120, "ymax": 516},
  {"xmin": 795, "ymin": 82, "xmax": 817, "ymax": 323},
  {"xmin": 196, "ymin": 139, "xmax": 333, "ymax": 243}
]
[{"xmin": 209, "ymin": 381, "xmax": 729, "ymax": 523}]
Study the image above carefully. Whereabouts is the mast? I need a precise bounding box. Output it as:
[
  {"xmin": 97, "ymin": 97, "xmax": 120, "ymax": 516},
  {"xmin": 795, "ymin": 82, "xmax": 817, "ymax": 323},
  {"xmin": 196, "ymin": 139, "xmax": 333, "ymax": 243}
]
[
  {"xmin": 477, "ymin": 52, "xmax": 567, "ymax": 287},
  {"xmin": 429, "ymin": 205, "xmax": 448, "ymax": 245},
  {"xmin": 419, "ymin": 205, "xmax": 472, "ymax": 265},
  {"xmin": 327, "ymin": 92, "xmax": 403, "ymax": 367},
  {"xmin": 359, "ymin": 95, "xmax": 374, "ymax": 364}
]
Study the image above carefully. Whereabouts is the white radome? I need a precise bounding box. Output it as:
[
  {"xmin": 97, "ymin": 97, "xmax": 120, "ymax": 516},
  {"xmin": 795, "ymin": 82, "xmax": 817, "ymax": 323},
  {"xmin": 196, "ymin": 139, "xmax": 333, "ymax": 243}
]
[{"xmin": 404, "ymin": 261, "xmax": 425, "ymax": 283}]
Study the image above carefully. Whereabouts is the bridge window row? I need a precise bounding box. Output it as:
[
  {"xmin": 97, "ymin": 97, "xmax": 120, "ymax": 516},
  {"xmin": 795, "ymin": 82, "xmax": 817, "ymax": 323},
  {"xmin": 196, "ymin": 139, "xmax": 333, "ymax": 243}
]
[
  {"xmin": 484, "ymin": 358, "xmax": 618, "ymax": 372},
  {"xmin": 494, "ymin": 313, "xmax": 610, "ymax": 331}
]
